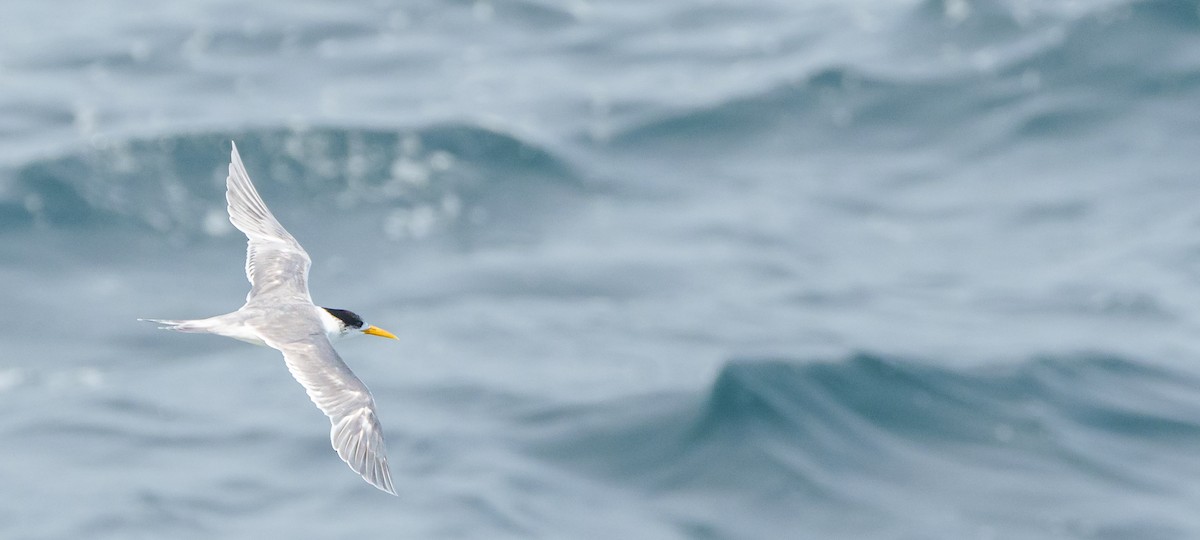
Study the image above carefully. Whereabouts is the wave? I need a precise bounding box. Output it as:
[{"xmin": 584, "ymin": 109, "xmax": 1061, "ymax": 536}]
[
  {"xmin": 606, "ymin": 0, "xmax": 1200, "ymax": 156},
  {"xmin": 0, "ymin": 124, "xmax": 581, "ymax": 236},
  {"xmin": 528, "ymin": 353, "xmax": 1200, "ymax": 523}
]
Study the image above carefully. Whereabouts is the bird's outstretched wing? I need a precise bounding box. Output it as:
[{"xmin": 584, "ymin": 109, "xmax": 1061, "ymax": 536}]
[
  {"xmin": 262, "ymin": 327, "xmax": 396, "ymax": 495},
  {"xmin": 226, "ymin": 142, "xmax": 313, "ymax": 303}
]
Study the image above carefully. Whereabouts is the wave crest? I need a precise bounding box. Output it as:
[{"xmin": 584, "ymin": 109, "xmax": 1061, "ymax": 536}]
[
  {"xmin": 2, "ymin": 125, "xmax": 579, "ymax": 236},
  {"xmin": 531, "ymin": 353, "xmax": 1200, "ymax": 508}
]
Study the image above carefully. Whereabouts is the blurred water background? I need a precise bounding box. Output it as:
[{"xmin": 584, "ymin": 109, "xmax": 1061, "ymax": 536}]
[{"xmin": 4, "ymin": 0, "xmax": 1200, "ymax": 538}]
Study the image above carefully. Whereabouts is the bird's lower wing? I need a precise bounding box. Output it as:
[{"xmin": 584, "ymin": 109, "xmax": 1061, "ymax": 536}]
[{"xmin": 265, "ymin": 333, "xmax": 395, "ymax": 495}]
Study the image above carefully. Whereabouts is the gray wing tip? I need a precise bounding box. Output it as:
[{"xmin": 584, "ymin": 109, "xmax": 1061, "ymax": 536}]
[
  {"xmin": 331, "ymin": 409, "xmax": 397, "ymax": 496},
  {"xmin": 350, "ymin": 448, "xmax": 397, "ymax": 496},
  {"xmin": 228, "ymin": 142, "xmax": 246, "ymax": 179},
  {"xmin": 374, "ymin": 467, "xmax": 398, "ymax": 496},
  {"xmin": 229, "ymin": 141, "xmax": 242, "ymax": 173}
]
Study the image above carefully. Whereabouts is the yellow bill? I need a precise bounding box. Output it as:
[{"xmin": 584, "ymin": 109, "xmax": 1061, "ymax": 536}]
[{"xmin": 362, "ymin": 325, "xmax": 397, "ymax": 339}]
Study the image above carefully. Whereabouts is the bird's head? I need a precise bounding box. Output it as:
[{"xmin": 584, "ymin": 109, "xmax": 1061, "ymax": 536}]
[{"xmin": 320, "ymin": 307, "xmax": 397, "ymax": 341}]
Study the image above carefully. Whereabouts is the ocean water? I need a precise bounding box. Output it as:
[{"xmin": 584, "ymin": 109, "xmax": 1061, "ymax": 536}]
[{"xmin": 3, "ymin": 0, "xmax": 1200, "ymax": 538}]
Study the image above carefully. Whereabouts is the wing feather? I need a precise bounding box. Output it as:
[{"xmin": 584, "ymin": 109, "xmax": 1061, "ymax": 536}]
[
  {"xmin": 226, "ymin": 142, "xmax": 313, "ymax": 303},
  {"xmin": 262, "ymin": 326, "xmax": 396, "ymax": 496}
]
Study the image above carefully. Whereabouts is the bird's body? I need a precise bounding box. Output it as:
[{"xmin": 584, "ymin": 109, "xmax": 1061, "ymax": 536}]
[
  {"xmin": 141, "ymin": 142, "xmax": 398, "ymax": 495},
  {"xmin": 149, "ymin": 303, "xmax": 360, "ymax": 347}
]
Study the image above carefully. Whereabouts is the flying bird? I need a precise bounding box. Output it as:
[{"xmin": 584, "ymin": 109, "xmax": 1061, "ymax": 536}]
[{"xmin": 141, "ymin": 142, "xmax": 398, "ymax": 495}]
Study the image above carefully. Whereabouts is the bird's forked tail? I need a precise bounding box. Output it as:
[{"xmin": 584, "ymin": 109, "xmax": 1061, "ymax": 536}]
[{"xmin": 138, "ymin": 318, "xmax": 215, "ymax": 333}]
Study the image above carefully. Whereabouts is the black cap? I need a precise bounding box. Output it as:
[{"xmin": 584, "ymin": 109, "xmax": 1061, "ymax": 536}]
[{"xmin": 323, "ymin": 308, "xmax": 364, "ymax": 329}]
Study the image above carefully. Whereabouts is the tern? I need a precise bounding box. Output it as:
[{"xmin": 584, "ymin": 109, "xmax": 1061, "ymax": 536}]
[{"xmin": 141, "ymin": 142, "xmax": 398, "ymax": 495}]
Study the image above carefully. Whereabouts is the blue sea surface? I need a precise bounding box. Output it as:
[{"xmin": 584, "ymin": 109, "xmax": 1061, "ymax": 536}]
[{"xmin": 4, "ymin": 0, "xmax": 1200, "ymax": 538}]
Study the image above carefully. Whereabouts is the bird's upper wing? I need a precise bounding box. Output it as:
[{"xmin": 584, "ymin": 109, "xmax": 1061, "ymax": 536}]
[
  {"xmin": 260, "ymin": 320, "xmax": 396, "ymax": 495},
  {"xmin": 226, "ymin": 142, "xmax": 313, "ymax": 304}
]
